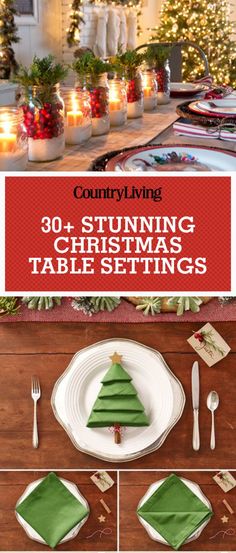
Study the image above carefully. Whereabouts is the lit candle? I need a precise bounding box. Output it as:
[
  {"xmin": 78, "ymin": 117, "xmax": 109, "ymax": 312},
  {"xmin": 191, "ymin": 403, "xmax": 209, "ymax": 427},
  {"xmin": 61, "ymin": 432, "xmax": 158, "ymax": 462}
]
[
  {"xmin": 0, "ymin": 119, "xmax": 17, "ymax": 153},
  {"xmin": 67, "ymin": 92, "xmax": 84, "ymax": 127},
  {"xmin": 143, "ymin": 86, "xmax": 152, "ymax": 97},
  {"xmin": 109, "ymin": 83, "xmax": 127, "ymax": 126}
]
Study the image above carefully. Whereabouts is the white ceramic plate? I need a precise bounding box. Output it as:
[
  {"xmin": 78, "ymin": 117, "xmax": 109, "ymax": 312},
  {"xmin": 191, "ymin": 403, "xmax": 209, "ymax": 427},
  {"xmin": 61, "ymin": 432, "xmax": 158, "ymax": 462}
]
[
  {"xmin": 191, "ymin": 100, "xmax": 236, "ymax": 115},
  {"xmin": 170, "ymin": 82, "xmax": 209, "ymax": 96},
  {"xmin": 51, "ymin": 339, "xmax": 186, "ymax": 463},
  {"xmin": 137, "ymin": 477, "xmax": 212, "ymax": 545},
  {"xmin": 15, "ymin": 477, "xmax": 89, "ymax": 545},
  {"xmin": 121, "ymin": 145, "xmax": 236, "ymax": 172}
]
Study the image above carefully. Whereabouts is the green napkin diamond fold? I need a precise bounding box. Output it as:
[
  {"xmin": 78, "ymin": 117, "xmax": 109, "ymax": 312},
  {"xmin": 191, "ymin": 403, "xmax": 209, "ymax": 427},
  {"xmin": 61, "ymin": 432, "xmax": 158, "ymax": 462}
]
[
  {"xmin": 87, "ymin": 352, "xmax": 149, "ymax": 442},
  {"xmin": 137, "ymin": 474, "xmax": 213, "ymax": 550},
  {"xmin": 16, "ymin": 472, "xmax": 89, "ymax": 548}
]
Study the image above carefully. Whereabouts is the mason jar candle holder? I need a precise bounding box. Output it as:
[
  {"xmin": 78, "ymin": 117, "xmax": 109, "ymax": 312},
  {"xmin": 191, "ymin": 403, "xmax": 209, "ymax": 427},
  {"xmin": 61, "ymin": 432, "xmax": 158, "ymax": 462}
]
[
  {"xmin": 109, "ymin": 77, "xmax": 127, "ymax": 127},
  {"xmin": 142, "ymin": 69, "xmax": 158, "ymax": 111},
  {"xmin": 126, "ymin": 69, "xmax": 144, "ymax": 119},
  {"xmin": 62, "ymin": 87, "xmax": 92, "ymax": 145},
  {"xmin": 155, "ymin": 60, "xmax": 171, "ymax": 105},
  {"xmin": 0, "ymin": 107, "xmax": 28, "ymax": 171},
  {"xmin": 20, "ymin": 83, "xmax": 65, "ymax": 162},
  {"xmin": 84, "ymin": 74, "xmax": 110, "ymax": 136}
]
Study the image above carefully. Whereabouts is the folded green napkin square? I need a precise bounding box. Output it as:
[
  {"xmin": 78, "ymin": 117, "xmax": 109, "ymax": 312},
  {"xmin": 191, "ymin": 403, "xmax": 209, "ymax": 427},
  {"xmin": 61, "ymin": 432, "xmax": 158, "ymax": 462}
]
[
  {"xmin": 16, "ymin": 472, "xmax": 89, "ymax": 548},
  {"xmin": 137, "ymin": 473, "xmax": 213, "ymax": 550}
]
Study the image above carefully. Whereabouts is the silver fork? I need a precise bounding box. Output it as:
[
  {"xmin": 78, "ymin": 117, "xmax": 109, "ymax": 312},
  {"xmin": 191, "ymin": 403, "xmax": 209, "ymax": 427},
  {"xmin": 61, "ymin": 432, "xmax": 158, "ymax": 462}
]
[{"xmin": 31, "ymin": 376, "xmax": 41, "ymax": 448}]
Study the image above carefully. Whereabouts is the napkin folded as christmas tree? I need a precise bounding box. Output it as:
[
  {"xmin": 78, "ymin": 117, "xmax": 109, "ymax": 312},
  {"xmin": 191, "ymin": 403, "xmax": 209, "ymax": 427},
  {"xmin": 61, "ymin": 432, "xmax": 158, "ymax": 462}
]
[
  {"xmin": 16, "ymin": 472, "xmax": 89, "ymax": 548},
  {"xmin": 137, "ymin": 473, "xmax": 213, "ymax": 550}
]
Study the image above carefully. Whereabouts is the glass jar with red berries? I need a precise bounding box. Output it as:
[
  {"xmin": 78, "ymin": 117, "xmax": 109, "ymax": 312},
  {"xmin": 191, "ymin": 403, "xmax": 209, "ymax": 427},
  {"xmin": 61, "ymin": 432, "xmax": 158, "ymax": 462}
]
[
  {"xmin": 155, "ymin": 60, "xmax": 171, "ymax": 105},
  {"xmin": 78, "ymin": 74, "xmax": 110, "ymax": 136},
  {"xmin": 126, "ymin": 69, "xmax": 144, "ymax": 119},
  {"xmin": 20, "ymin": 84, "xmax": 65, "ymax": 162}
]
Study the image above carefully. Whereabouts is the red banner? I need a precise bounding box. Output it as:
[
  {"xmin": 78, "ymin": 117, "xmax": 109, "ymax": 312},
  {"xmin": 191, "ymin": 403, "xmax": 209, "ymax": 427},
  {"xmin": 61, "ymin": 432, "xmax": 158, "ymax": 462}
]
[{"xmin": 5, "ymin": 175, "xmax": 231, "ymax": 292}]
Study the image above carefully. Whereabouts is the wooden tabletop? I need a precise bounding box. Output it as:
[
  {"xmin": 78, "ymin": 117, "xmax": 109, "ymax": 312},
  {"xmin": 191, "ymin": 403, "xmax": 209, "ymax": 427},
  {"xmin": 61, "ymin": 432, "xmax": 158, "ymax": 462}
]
[
  {"xmin": 0, "ymin": 321, "xmax": 235, "ymax": 469},
  {"xmin": 119, "ymin": 470, "xmax": 236, "ymax": 551},
  {"xmin": 0, "ymin": 470, "xmax": 117, "ymax": 551}
]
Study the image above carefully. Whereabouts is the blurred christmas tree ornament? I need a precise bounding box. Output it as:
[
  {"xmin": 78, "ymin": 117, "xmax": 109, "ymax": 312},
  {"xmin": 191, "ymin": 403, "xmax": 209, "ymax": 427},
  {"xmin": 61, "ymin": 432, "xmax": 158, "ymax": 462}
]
[
  {"xmin": 149, "ymin": 0, "xmax": 236, "ymax": 86},
  {"xmin": 0, "ymin": 0, "xmax": 20, "ymax": 79}
]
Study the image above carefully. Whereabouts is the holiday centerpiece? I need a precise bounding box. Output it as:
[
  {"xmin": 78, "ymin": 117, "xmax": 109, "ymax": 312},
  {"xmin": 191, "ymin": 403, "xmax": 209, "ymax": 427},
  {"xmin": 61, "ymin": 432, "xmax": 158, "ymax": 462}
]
[
  {"xmin": 0, "ymin": 106, "xmax": 28, "ymax": 170},
  {"xmin": 62, "ymin": 86, "xmax": 92, "ymax": 145},
  {"xmin": 72, "ymin": 52, "xmax": 113, "ymax": 136},
  {"xmin": 0, "ymin": 0, "xmax": 19, "ymax": 79},
  {"xmin": 87, "ymin": 352, "xmax": 149, "ymax": 443},
  {"xmin": 145, "ymin": 45, "xmax": 171, "ymax": 105},
  {"xmin": 15, "ymin": 55, "xmax": 68, "ymax": 162},
  {"xmin": 114, "ymin": 50, "xmax": 145, "ymax": 118}
]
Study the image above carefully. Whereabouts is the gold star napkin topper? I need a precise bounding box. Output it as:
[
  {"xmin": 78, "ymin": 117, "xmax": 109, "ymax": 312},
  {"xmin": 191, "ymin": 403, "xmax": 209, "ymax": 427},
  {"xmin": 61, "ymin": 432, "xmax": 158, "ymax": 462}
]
[
  {"xmin": 98, "ymin": 514, "xmax": 106, "ymax": 523},
  {"xmin": 109, "ymin": 352, "xmax": 122, "ymax": 364},
  {"xmin": 221, "ymin": 515, "xmax": 229, "ymax": 523}
]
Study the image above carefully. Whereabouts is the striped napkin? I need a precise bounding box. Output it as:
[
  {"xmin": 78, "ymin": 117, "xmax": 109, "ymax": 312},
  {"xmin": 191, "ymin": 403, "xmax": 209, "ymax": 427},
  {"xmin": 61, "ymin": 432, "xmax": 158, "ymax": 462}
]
[{"xmin": 174, "ymin": 118, "xmax": 236, "ymax": 142}]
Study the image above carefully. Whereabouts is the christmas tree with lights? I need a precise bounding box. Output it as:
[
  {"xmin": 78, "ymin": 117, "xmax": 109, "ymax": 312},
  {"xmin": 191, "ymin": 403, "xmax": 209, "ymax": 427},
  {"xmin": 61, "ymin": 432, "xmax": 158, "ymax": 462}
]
[
  {"xmin": 0, "ymin": 0, "xmax": 19, "ymax": 79},
  {"xmin": 150, "ymin": 0, "xmax": 236, "ymax": 86}
]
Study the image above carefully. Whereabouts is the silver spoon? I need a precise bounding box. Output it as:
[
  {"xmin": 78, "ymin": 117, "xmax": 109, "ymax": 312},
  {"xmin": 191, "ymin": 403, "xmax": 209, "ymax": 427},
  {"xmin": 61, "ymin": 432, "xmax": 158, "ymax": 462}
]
[{"xmin": 207, "ymin": 391, "xmax": 219, "ymax": 450}]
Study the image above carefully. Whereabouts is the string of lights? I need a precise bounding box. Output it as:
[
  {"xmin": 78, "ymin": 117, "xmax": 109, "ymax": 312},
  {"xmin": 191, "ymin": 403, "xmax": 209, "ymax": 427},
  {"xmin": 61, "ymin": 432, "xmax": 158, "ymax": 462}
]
[{"xmin": 149, "ymin": 0, "xmax": 236, "ymax": 87}]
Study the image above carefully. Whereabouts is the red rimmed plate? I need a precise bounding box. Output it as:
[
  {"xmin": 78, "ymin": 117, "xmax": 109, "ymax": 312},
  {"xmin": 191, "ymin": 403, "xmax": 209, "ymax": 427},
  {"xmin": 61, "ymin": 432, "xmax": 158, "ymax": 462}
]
[
  {"xmin": 189, "ymin": 100, "xmax": 236, "ymax": 118},
  {"xmin": 170, "ymin": 82, "xmax": 209, "ymax": 98},
  {"xmin": 105, "ymin": 144, "xmax": 236, "ymax": 172}
]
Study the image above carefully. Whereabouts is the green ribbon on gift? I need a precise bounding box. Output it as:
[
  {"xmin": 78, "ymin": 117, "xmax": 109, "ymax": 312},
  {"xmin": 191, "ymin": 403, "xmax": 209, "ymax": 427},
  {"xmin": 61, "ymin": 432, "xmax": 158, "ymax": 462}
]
[
  {"xmin": 137, "ymin": 473, "xmax": 213, "ymax": 550},
  {"xmin": 16, "ymin": 472, "xmax": 89, "ymax": 548}
]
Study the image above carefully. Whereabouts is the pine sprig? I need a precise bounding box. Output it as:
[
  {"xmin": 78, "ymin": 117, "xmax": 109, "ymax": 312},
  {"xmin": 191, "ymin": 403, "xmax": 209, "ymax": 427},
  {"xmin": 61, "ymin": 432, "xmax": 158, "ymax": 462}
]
[
  {"xmin": 72, "ymin": 52, "xmax": 113, "ymax": 78},
  {"xmin": 145, "ymin": 45, "xmax": 172, "ymax": 69},
  {"xmin": 0, "ymin": 296, "xmax": 20, "ymax": 317},
  {"xmin": 113, "ymin": 50, "xmax": 145, "ymax": 79},
  {"xmin": 14, "ymin": 55, "xmax": 68, "ymax": 88}
]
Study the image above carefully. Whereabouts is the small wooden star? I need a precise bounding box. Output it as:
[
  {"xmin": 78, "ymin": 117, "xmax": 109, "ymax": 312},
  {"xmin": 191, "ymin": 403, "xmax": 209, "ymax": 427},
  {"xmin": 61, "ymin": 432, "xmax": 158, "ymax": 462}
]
[
  {"xmin": 221, "ymin": 515, "xmax": 229, "ymax": 523},
  {"xmin": 110, "ymin": 352, "xmax": 122, "ymax": 364},
  {"xmin": 98, "ymin": 514, "xmax": 106, "ymax": 523}
]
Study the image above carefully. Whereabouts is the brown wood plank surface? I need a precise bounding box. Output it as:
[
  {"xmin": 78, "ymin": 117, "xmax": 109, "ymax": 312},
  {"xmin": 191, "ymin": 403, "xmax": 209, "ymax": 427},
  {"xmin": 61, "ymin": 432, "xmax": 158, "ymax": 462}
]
[
  {"xmin": 0, "ymin": 470, "xmax": 117, "ymax": 551},
  {"xmin": 0, "ymin": 322, "xmax": 235, "ymax": 469},
  {"xmin": 119, "ymin": 470, "xmax": 236, "ymax": 551}
]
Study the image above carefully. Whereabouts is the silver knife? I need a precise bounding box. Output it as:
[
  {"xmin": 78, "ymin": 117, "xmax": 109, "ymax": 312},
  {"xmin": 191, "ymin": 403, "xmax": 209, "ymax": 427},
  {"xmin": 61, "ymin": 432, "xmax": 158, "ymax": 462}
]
[{"xmin": 192, "ymin": 361, "xmax": 200, "ymax": 451}]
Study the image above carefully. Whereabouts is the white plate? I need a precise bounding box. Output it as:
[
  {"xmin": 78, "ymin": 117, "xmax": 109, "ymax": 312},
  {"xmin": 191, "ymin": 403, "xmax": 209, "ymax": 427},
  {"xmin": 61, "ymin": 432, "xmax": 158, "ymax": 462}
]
[
  {"xmin": 51, "ymin": 339, "xmax": 186, "ymax": 463},
  {"xmin": 170, "ymin": 82, "xmax": 208, "ymax": 95},
  {"xmin": 15, "ymin": 477, "xmax": 89, "ymax": 545},
  {"xmin": 122, "ymin": 145, "xmax": 236, "ymax": 172},
  {"xmin": 137, "ymin": 477, "xmax": 212, "ymax": 545},
  {"xmin": 190, "ymin": 100, "xmax": 236, "ymax": 115}
]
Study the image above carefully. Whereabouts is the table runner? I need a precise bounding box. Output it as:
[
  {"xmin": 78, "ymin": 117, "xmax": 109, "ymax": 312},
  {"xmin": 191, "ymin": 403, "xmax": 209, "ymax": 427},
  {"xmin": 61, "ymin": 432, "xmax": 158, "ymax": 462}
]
[
  {"xmin": 1, "ymin": 297, "xmax": 236, "ymax": 322},
  {"xmin": 27, "ymin": 102, "xmax": 180, "ymax": 172}
]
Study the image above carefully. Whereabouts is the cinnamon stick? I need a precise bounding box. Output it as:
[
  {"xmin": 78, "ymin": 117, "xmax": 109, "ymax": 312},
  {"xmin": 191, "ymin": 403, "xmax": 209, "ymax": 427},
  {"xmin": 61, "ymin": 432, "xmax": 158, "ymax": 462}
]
[{"xmin": 114, "ymin": 424, "xmax": 121, "ymax": 444}]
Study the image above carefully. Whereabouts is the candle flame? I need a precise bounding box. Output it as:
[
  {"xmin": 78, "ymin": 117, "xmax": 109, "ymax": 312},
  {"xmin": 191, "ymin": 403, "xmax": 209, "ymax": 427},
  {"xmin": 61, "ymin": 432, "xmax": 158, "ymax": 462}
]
[
  {"xmin": 109, "ymin": 83, "xmax": 119, "ymax": 103},
  {"xmin": 0, "ymin": 114, "xmax": 12, "ymax": 135},
  {"xmin": 71, "ymin": 91, "xmax": 79, "ymax": 113}
]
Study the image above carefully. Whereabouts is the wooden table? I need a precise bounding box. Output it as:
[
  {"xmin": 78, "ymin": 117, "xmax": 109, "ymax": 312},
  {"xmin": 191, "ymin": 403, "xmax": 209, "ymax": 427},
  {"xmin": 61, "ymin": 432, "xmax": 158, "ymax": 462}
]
[
  {"xmin": 119, "ymin": 470, "xmax": 236, "ymax": 551},
  {"xmin": 0, "ymin": 470, "xmax": 117, "ymax": 551},
  {"xmin": 0, "ymin": 321, "xmax": 235, "ymax": 469}
]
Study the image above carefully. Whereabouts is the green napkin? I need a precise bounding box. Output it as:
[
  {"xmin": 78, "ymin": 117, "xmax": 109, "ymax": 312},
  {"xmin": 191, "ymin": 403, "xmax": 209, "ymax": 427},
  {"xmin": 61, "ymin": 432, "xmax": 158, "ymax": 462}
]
[
  {"xmin": 16, "ymin": 472, "xmax": 89, "ymax": 548},
  {"xmin": 137, "ymin": 474, "xmax": 213, "ymax": 550},
  {"xmin": 87, "ymin": 361, "xmax": 149, "ymax": 428}
]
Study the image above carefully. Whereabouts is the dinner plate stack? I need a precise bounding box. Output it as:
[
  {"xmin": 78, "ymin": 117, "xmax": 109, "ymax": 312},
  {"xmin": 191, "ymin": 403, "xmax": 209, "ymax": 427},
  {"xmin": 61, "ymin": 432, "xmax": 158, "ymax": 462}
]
[{"xmin": 51, "ymin": 339, "xmax": 186, "ymax": 463}]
